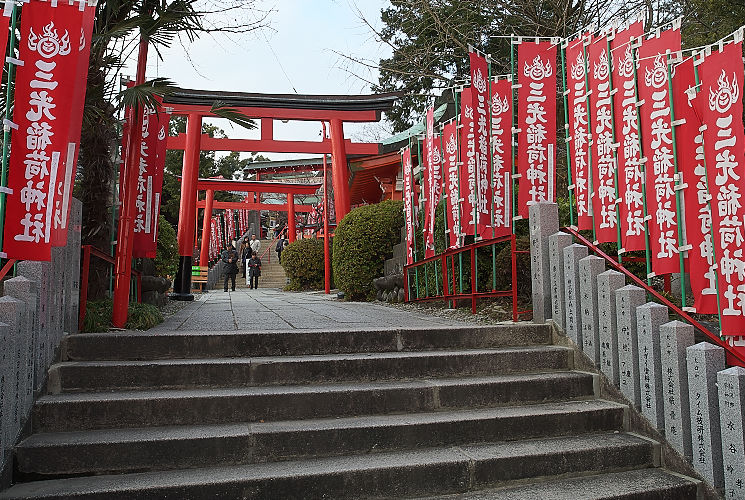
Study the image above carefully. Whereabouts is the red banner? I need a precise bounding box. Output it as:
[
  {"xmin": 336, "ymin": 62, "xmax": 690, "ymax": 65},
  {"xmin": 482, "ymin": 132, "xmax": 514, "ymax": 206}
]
[
  {"xmin": 490, "ymin": 78, "xmax": 511, "ymax": 238},
  {"xmin": 402, "ymin": 147, "xmax": 415, "ymax": 264},
  {"xmin": 566, "ymin": 35, "xmax": 592, "ymax": 230},
  {"xmin": 423, "ymin": 106, "xmax": 442, "ymax": 257},
  {"xmin": 637, "ymin": 28, "xmax": 681, "ymax": 275},
  {"xmin": 3, "ymin": 1, "xmax": 88, "ymax": 260},
  {"xmin": 697, "ymin": 41, "xmax": 745, "ymax": 340},
  {"xmin": 587, "ymin": 35, "xmax": 617, "ymax": 243},
  {"xmin": 459, "ymin": 87, "xmax": 475, "ymax": 235},
  {"xmin": 132, "ymin": 103, "xmax": 170, "ymax": 258},
  {"xmin": 611, "ymin": 22, "xmax": 645, "ymax": 252},
  {"xmin": 517, "ymin": 40, "xmax": 556, "ymax": 218},
  {"xmin": 672, "ymin": 58, "xmax": 717, "ymax": 314},
  {"xmin": 470, "ymin": 52, "xmax": 491, "ymax": 236},
  {"xmin": 442, "ymin": 121, "xmax": 461, "ymax": 249}
]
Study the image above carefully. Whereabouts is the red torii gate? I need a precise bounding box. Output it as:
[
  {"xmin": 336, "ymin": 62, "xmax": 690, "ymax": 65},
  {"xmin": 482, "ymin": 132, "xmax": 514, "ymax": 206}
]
[{"xmin": 163, "ymin": 88, "xmax": 398, "ymax": 301}]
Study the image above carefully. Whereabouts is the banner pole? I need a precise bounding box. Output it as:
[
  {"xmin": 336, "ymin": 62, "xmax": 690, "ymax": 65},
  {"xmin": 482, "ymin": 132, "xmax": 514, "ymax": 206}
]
[
  {"xmin": 666, "ymin": 54, "xmax": 687, "ymax": 308},
  {"xmin": 488, "ymin": 60, "xmax": 497, "ymax": 292},
  {"xmin": 440, "ymin": 130, "xmax": 448, "ymax": 300},
  {"xmin": 510, "ymin": 38, "xmax": 517, "ymax": 237},
  {"xmin": 560, "ymin": 40, "xmax": 576, "ymax": 228},
  {"xmin": 631, "ymin": 40, "xmax": 654, "ymax": 285},
  {"xmin": 0, "ymin": 3, "xmax": 19, "ymax": 254},
  {"xmin": 606, "ymin": 36, "xmax": 624, "ymax": 264},
  {"xmin": 582, "ymin": 37, "xmax": 597, "ymax": 243},
  {"xmin": 417, "ymin": 133, "xmax": 430, "ymax": 298}
]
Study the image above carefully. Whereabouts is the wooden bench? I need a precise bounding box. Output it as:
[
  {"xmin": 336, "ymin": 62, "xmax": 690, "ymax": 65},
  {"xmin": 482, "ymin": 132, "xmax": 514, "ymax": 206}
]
[{"xmin": 191, "ymin": 266, "xmax": 209, "ymax": 291}]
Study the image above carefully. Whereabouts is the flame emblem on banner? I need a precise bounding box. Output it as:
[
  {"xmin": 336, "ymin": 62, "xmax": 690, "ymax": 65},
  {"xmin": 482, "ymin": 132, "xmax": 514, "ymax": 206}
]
[
  {"xmin": 28, "ymin": 22, "xmax": 71, "ymax": 59},
  {"xmin": 158, "ymin": 126, "xmax": 166, "ymax": 141},
  {"xmin": 644, "ymin": 54, "xmax": 668, "ymax": 89},
  {"xmin": 464, "ymin": 104, "xmax": 473, "ymax": 120},
  {"xmin": 446, "ymin": 134, "xmax": 457, "ymax": 155},
  {"xmin": 570, "ymin": 52, "xmax": 585, "ymax": 80},
  {"xmin": 491, "ymin": 94, "xmax": 509, "ymax": 115},
  {"xmin": 709, "ymin": 70, "xmax": 740, "ymax": 114},
  {"xmin": 473, "ymin": 68, "xmax": 487, "ymax": 94},
  {"xmin": 593, "ymin": 50, "xmax": 609, "ymax": 81},
  {"xmin": 431, "ymin": 145, "xmax": 441, "ymax": 165},
  {"xmin": 524, "ymin": 55, "xmax": 552, "ymax": 80},
  {"xmin": 617, "ymin": 46, "xmax": 634, "ymax": 79}
]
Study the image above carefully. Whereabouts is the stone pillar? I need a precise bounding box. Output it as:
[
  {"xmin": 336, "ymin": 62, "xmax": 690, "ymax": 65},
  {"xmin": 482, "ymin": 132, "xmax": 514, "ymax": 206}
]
[
  {"xmin": 0, "ymin": 321, "xmax": 9, "ymax": 469},
  {"xmin": 65, "ymin": 198, "xmax": 82, "ymax": 334},
  {"xmin": 659, "ymin": 320, "xmax": 694, "ymax": 459},
  {"xmin": 16, "ymin": 261, "xmax": 49, "ymax": 391},
  {"xmin": 579, "ymin": 255, "xmax": 604, "ymax": 365},
  {"xmin": 717, "ymin": 366, "xmax": 745, "ymax": 499},
  {"xmin": 528, "ymin": 202, "xmax": 559, "ymax": 324},
  {"xmin": 687, "ymin": 342, "xmax": 725, "ymax": 488},
  {"xmin": 636, "ymin": 302, "xmax": 668, "ymax": 430},
  {"xmin": 597, "ymin": 270, "xmax": 625, "ymax": 385},
  {"xmin": 563, "ymin": 244, "xmax": 588, "ymax": 347},
  {"xmin": 548, "ymin": 232, "xmax": 572, "ymax": 331},
  {"xmin": 51, "ymin": 246, "xmax": 65, "ymax": 344},
  {"xmin": 3, "ymin": 277, "xmax": 39, "ymax": 427},
  {"xmin": 615, "ymin": 285, "xmax": 645, "ymax": 408},
  {"xmin": 0, "ymin": 297, "xmax": 24, "ymax": 449}
]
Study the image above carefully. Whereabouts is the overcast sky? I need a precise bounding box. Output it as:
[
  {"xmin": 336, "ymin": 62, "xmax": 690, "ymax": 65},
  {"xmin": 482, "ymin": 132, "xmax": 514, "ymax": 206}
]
[{"xmin": 140, "ymin": 0, "xmax": 392, "ymax": 160}]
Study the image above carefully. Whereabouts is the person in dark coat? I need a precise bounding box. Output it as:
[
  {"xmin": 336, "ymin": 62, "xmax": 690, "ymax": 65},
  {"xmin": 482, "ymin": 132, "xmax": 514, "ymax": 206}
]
[
  {"xmin": 275, "ymin": 233, "xmax": 288, "ymax": 264},
  {"xmin": 240, "ymin": 238, "xmax": 251, "ymax": 277},
  {"xmin": 221, "ymin": 244, "xmax": 240, "ymax": 292},
  {"xmin": 247, "ymin": 251, "xmax": 262, "ymax": 289}
]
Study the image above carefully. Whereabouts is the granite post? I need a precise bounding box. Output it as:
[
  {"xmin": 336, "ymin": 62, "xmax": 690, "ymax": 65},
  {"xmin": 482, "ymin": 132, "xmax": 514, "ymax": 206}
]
[
  {"xmin": 528, "ymin": 202, "xmax": 559, "ymax": 323},
  {"xmin": 3, "ymin": 277, "xmax": 38, "ymax": 427},
  {"xmin": 64, "ymin": 198, "xmax": 82, "ymax": 334},
  {"xmin": 0, "ymin": 297, "xmax": 24, "ymax": 449},
  {"xmin": 636, "ymin": 302, "xmax": 668, "ymax": 430},
  {"xmin": 615, "ymin": 285, "xmax": 645, "ymax": 408},
  {"xmin": 718, "ymin": 366, "xmax": 745, "ymax": 499},
  {"xmin": 659, "ymin": 320, "xmax": 694, "ymax": 458},
  {"xmin": 563, "ymin": 244, "xmax": 588, "ymax": 348},
  {"xmin": 17, "ymin": 261, "xmax": 51, "ymax": 388},
  {"xmin": 579, "ymin": 255, "xmax": 605, "ymax": 365},
  {"xmin": 51, "ymin": 246, "xmax": 65, "ymax": 344},
  {"xmin": 687, "ymin": 342, "xmax": 725, "ymax": 488},
  {"xmin": 548, "ymin": 232, "xmax": 572, "ymax": 331},
  {"xmin": 597, "ymin": 270, "xmax": 625, "ymax": 385},
  {"xmin": 0, "ymin": 321, "xmax": 9, "ymax": 469}
]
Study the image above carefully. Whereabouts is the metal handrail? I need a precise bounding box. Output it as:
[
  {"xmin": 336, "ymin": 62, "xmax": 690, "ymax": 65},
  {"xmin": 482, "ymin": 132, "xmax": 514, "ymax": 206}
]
[
  {"xmin": 564, "ymin": 227, "xmax": 745, "ymax": 367},
  {"xmin": 0, "ymin": 259, "xmax": 17, "ymax": 281},
  {"xmin": 258, "ymin": 223, "xmax": 288, "ymax": 264}
]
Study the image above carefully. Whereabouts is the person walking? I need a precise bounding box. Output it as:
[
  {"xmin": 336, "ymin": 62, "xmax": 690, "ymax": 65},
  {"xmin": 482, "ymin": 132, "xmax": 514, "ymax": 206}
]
[
  {"xmin": 249, "ymin": 234, "xmax": 261, "ymax": 258},
  {"xmin": 240, "ymin": 237, "xmax": 251, "ymax": 278},
  {"xmin": 247, "ymin": 251, "xmax": 262, "ymax": 289},
  {"xmin": 221, "ymin": 244, "xmax": 240, "ymax": 292},
  {"xmin": 275, "ymin": 233, "xmax": 288, "ymax": 264}
]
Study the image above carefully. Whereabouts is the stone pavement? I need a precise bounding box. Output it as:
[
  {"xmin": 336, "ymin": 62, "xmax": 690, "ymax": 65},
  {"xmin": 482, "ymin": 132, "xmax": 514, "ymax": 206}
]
[{"xmin": 157, "ymin": 289, "xmax": 468, "ymax": 332}]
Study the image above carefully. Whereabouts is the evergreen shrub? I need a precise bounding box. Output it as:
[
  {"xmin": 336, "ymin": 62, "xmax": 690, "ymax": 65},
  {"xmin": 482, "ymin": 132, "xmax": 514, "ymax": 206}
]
[{"xmin": 281, "ymin": 238, "xmax": 327, "ymax": 291}]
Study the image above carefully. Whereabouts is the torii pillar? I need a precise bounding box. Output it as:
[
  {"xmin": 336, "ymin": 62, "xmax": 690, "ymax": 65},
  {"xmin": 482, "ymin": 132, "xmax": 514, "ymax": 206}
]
[
  {"xmin": 330, "ymin": 118, "xmax": 351, "ymax": 220},
  {"xmin": 171, "ymin": 113, "xmax": 202, "ymax": 300},
  {"xmin": 199, "ymin": 189, "xmax": 215, "ymax": 265},
  {"xmin": 287, "ymin": 193, "xmax": 296, "ymax": 243}
]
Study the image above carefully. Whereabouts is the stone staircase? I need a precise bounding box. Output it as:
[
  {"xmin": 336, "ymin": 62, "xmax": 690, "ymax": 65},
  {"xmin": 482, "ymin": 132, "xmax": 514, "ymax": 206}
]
[
  {"xmin": 246, "ymin": 238, "xmax": 287, "ymax": 289},
  {"xmin": 0, "ymin": 324, "xmax": 703, "ymax": 499}
]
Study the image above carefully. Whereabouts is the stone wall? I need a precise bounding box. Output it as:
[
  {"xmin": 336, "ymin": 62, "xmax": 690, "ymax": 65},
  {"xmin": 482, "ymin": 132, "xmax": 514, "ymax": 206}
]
[
  {"xmin": 0, "ymin": 198, "xmax": 82, "ymax": 483},
  {"xmin": 529, "ymin": 201, "xmax": 745, "ymax": 497}
]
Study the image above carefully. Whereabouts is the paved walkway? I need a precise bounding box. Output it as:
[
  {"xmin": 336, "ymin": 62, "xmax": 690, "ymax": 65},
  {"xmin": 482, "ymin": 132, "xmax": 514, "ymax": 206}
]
[{"xmin": 157, "ymin": 289, "xmax": 468, "ymax": 332}]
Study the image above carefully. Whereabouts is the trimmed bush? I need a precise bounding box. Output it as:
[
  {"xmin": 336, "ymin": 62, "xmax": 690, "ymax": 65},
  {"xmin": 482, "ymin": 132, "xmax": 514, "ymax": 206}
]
[
  {"xmin": 155, "ymin": 215, "xmax": 178, "ymax": 278},
  {"xmin": 82, "ymin": 299, "xmax": 163, "ymax": 333},
  {"xmin": 281, "ymin": 238, "xmax": 327, "ymax": 291},
  {"xmin": 332, "ymin": 200, "xmax": 404, "ymax": 300}
]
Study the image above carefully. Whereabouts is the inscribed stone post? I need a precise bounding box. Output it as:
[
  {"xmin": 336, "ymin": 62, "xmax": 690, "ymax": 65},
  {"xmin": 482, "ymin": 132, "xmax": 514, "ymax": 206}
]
[
  {"xmin": 597, "ymin": 270, "xmax": 625, "ymax": 385},
  {"xmin": 0, "ymin": 297, "xmax": 24, "ymax": 448},
  {"xmin": 65, "ymin": 198, "xmax": 82, "ymax": 334},
  {"xmin": 0, "ymin": 321, "xmax": 9, "ymax": 468},
  {"xmin": 615, "ymin": 285, "xmax": 645, "ymax": 408},
  {"xmin": 563, "ymin": 244, "xmax": 588, "ymax": 348},
  {"xmin": 17, "ymin": 261, "xmax": 51, "ymax": 387},
  {"xmin": 687, "ymin": 342, "xmax": 725, "ymax": 488},
  {"xmin": 549, "ymin": 232, "xmax": 572, "ymax": 331},
  {"xmin": 51, "ymin": 246, "xmax": 66, "ymax": 345},
  {"xmin": 659, "ymin": 320, "xmax": 694, "ymax": 459},
  {"xmin": 636, "ymin": 302, "xmax": 668, "ymax": 430},
  {"xmin": 579, "ymin": 255, "xmax": 605, "ymax": 365},
  {"xmin": 528, "ymin": 202, "xmax": 559, "ymax": 323},
  {"xmin": 718, "ymin": 366, "xmax": 745, "ymax": 499},
  {"xmin": 4, "ymin": 277, "xmax": 38, "ymax": 428}
]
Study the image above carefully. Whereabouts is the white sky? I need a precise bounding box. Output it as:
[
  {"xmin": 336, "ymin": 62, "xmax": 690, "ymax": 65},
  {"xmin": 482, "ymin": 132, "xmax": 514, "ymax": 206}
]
[{"xmin": 140, "ymin": 0, "xmax": 393, "ymax": 160}]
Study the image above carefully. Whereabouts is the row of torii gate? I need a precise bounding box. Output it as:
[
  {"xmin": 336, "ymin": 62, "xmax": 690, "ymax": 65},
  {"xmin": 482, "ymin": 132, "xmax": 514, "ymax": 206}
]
[{"xmin": 113, "ymin": 88, "xmax": 399, "ymax": 325}]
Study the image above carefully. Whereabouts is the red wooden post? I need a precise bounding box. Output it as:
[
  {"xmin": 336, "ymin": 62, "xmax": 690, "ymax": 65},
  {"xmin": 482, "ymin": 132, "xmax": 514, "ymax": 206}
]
[
  {"xmin": 287, "ymin": 193, "xmax": 296, "ymax": 243},
  {"xmin": 112, "ymin": 36, "xmax": 148, "ymax": 327},
  {"xmin": 171, "ymin": 113, "xmax": 203, "ymax": 300},
  {"xmin": 329, "ymin": 118, "xmax": 351, "ymax": 220},
  {"xmin": 199, "ymin": 189, "xmax": 214, "ymax": 266}
]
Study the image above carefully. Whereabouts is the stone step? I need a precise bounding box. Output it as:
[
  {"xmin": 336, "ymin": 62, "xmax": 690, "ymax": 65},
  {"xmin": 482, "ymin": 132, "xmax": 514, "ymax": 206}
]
[
  {"xmin": 419, "ymin": 468, "xmax": 700, "ymax": 499},
  {"xmin": 61, "ymin": 325, "xmax": 551, "ymax": 361},
  {"xmin": 3, "ymin": 432, "xmax": 658, "ymax": 498},
  {"xmin": 33, "ymin": 372, "xmax": 599, "ymax": 432},
  {"xmin": 18, "ymin": 402, "xmax": 626, "ymax": 478},
  {"xmin": 50, "ymin": 346, "xmax": 573, "ymax": 392}
]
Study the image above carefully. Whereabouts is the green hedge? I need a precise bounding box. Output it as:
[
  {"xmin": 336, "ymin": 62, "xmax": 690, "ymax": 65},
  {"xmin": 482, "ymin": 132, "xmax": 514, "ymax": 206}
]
[
  {"xmin": 332, "ymin": 200, "xmax": 404, "ymax": 300},
  {"xmin": 281, "ymin": 238, "xmax": 328, "ymax": 291},
  {"xmin": 155, "ymin": 215, "xmax": 178, "ymax": 278}
]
